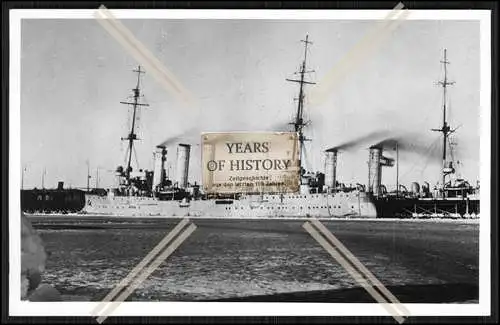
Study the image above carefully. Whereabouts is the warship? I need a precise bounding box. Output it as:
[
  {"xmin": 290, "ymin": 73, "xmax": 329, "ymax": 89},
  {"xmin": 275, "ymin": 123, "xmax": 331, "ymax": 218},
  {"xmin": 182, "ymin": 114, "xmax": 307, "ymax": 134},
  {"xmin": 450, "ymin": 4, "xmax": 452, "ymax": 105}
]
[
  {"xmin": 81, "ymin": 37, "xmax": 480, "ymax": 219},
  {"xmin": 367, "ymin": 49, "xmax": 480, "ymax": 218}
]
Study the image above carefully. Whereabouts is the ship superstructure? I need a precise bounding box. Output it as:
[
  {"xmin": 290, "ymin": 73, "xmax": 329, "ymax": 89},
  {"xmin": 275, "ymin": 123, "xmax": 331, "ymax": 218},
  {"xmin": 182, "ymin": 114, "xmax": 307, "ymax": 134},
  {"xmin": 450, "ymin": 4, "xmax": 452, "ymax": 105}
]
[
  {"xmin": 83, "ymin": 36, "xmax": 377, "ymax": 218},
  {"xmin": 82, "ymin": 41, "xmax": 479, "ymax": 219},
  {"xmin": 368, "ymin": 49, "xmax": 480, "ymax": 218}
]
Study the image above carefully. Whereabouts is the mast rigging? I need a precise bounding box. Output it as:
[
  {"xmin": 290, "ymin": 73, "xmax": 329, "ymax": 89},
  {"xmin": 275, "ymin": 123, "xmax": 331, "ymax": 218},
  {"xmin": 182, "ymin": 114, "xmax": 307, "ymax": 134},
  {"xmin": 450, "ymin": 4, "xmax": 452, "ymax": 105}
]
[
  {"xmin": 432, "ymin": 49, "xmax": 456, "ymax": 191},
  {"xmin": 120, "ymin": 65, "xmax": 149, "ymax": 184},
  {"xmin": 286, "ymin": 35, "xmax": 316, "ymax": 176}
]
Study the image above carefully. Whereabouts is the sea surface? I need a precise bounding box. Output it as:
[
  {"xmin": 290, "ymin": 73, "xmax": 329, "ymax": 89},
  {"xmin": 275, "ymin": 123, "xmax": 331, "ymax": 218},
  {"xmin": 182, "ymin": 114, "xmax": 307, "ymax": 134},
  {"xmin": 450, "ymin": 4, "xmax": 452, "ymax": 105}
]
[{"xmin": 28, "ymin": 216, "xmax": 480, "ymax": 303}]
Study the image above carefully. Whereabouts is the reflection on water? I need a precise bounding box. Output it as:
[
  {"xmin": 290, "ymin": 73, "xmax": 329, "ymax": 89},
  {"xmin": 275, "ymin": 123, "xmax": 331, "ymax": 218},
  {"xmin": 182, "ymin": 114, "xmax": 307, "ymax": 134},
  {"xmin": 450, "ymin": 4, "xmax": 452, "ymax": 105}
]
[{"xmin": 32, "ymin": 217, "xmax": 477, "ymax": 302}]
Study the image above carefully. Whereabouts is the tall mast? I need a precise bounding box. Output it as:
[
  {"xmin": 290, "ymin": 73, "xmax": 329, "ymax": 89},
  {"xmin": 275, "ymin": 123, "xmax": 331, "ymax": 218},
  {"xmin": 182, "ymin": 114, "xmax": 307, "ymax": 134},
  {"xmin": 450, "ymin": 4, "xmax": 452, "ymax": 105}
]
[
  {"xmin": 95, "ymin": 167, "xmax": 100, "ymax": 189},
  {"xmin": 86, "ymin": 160, "xmax": 90, "ymax": 192},
  {"xmin": 41, "ymin": 167, "xmax": 46, "ymax": 189},
  {"xmin": 120, "ymin": 66, "xmax": 149, "ymax": 184},
  {"xmin": 396, "ymin": 141, "xmax": 399, "ymax": 198},
  {"xmin": 432, "ymin": 49, "xmax": 455, "ymax": 190},
  {"xmin": 286, "ymin": 35, "xmax": 316, "ymax": 174}
]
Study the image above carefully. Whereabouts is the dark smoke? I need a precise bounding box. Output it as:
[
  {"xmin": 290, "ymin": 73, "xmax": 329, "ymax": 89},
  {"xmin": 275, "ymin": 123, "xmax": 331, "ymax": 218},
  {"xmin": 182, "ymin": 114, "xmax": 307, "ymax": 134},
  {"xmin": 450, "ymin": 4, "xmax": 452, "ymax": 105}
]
[
  {"xmin": 375, "ymin": 131, "xmax": 471, "ymax": 165},
  {"xmin": 328, "ymin": 129, "xmax": 463, "ymax": 164},
  {"xmin": 265, "ymin": 120, "xmax": 294, "ymax": 132},
  {"xmin": 158, "ymin": 126, "xmax": 199, "ymax": 147},
  {"xmin": 157, "ymin": 118, "xmax": 294, "ymax": 148},
  {"xmin": 328, "ymin": 130, "xmax": 390, "ymax": 151},
  {"xmin": 373, "ymin": 133, "xmax": 443, "ymax": 160}
]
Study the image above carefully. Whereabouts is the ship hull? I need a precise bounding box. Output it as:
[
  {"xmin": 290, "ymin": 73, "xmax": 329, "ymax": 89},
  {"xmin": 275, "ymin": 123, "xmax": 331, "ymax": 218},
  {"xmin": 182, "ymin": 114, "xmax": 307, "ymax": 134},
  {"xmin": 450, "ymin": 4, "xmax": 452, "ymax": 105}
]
[
  {"xmin": 82, "ymin": 191, "xmax": 378, "ymax": 218},
  {"xmin": 373, "ymin": 196, "xmax": 480, "ymax": 218},
  {"xmin": 21, "ymin": 189, "xmax": 86, "ymax": 214}
]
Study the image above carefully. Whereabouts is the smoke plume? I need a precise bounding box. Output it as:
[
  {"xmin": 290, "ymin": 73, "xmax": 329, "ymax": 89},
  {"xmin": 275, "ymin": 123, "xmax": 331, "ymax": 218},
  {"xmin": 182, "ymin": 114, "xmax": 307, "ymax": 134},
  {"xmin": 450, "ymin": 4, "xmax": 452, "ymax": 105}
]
[
  {"xmin": 373, "ymin": 133, "xmax": 443, "ymax": 160},
  {"xmin": 158, "ymin": 126, "xmax": 199, "ymax": 147},
  {"xmin": 327, "ymin": 129, "xmax": 464, "ymax": 164},
  {"xmin": 328, "ymin": 130, "xmax": 390, "ymax": 151},
  {"xmin": 265, "ymin": 120, "xmax": 294, "ymax": 132}
]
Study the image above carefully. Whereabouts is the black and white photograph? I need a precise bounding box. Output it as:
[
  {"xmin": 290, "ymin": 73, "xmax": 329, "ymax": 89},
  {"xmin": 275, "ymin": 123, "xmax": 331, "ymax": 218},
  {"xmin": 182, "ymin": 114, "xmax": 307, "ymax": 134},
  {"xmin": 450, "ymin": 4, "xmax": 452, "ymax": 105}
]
[{"xmin": 9, "ymin": 6, "xmax": 492, "ymax": 320}]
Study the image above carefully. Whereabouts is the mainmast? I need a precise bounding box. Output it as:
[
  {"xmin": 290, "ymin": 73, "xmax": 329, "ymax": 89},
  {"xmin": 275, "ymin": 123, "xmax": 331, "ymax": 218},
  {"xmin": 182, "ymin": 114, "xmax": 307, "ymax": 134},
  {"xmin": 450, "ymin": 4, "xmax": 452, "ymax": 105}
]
[
  {"xmin": 286, "ymin": 35, "xmax": 316, "ymax": 175},
  {"xmin": 120, "ymin": 66, "xmax": 149, "ymax": 184},
  {"xmin": 432, "ymin": 49, "xmax": 456, "ymax": 190}
]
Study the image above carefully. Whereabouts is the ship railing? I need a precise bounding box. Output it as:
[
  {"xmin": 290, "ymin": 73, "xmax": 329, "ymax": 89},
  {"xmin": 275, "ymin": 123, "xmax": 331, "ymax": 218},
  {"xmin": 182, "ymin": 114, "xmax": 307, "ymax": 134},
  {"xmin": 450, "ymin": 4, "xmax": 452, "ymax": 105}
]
[{"xmin": 407, "ymin": 204, "xmax": 468, "ymax": 219}]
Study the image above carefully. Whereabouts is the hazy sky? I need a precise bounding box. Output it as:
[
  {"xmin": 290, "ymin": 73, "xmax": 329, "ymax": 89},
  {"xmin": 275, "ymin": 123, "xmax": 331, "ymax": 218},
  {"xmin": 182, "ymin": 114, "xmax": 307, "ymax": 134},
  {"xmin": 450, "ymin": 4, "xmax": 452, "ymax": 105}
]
[{"xmin": 20, "ymin": 18, "xmax": 481, "ymax": 190}]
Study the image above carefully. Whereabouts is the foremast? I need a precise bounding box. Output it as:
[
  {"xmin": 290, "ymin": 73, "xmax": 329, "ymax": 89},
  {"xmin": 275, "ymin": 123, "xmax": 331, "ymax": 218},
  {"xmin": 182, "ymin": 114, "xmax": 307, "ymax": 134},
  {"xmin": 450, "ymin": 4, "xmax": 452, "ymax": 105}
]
[
  {"xmin": 120, "ymin": 66, "xmax": 149, "ymax": 184},
  {"xmin": 286, "ymin": 35, "xmax": 316, "ymax": 177},
  {"xmin": 432, "ymin": 49, "xmax": 457, "ymax": 191}
]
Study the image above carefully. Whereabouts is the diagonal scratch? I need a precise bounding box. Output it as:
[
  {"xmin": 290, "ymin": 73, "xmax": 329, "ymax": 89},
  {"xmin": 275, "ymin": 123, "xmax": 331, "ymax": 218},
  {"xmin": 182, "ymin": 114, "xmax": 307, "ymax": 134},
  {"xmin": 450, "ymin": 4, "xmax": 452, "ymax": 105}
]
[
  {"xmin": 91, "ymin": 218, "xmax": 191, "ymax": 315},
  {"xmin": 308, "ymin": 2, "xmax": 410, "ymax": 107},
  {"xmin": 94, "ymin": 5, "xmax": 196, "ymax": 108},
  {"xmin": 91, "ymin": 219, "xmax": 196, "ymax": 323},
  {"xmin": 310, "ymin": 218, "xmax": 410, "ymax": 316},
  {"xmin": 96, "ymin": 223, "xmax": 197, "ymax": 323},
  {"xmin": 304, "ymin": 220, "xmax": 409, "ymax": 323}
]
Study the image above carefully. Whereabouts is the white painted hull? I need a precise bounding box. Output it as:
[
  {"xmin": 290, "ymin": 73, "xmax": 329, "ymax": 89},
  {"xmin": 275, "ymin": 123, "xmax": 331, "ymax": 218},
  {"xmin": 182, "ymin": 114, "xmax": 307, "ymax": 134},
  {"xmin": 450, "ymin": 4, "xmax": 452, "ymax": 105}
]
[{"xmin": 83, "ymin": 191, "xmax": 378, "ymax": 218}]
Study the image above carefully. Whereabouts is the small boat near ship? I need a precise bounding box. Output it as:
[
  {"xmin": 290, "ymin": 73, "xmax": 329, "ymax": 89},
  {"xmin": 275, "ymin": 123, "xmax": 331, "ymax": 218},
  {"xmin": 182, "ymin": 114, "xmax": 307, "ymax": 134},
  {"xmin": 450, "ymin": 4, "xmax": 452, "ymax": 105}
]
[{"xmin": 22, "ymin": 36, "xmax": 480, "ymax": 219}]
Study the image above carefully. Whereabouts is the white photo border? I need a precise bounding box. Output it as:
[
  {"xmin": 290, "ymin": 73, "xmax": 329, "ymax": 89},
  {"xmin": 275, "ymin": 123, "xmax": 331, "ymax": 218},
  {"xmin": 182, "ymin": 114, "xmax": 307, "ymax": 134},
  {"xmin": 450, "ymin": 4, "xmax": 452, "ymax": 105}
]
[{"xmin": 9, "ymin": 8, "xmax": 492, "ymax": 317}]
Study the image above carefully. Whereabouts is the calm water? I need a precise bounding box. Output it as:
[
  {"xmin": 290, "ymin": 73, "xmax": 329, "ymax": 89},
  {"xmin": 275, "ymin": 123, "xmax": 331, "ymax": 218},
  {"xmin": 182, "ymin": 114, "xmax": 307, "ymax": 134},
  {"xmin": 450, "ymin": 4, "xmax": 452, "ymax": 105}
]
[{"xmin": 29, "ymin": 217, "xmax": 479, "ymax": 302}]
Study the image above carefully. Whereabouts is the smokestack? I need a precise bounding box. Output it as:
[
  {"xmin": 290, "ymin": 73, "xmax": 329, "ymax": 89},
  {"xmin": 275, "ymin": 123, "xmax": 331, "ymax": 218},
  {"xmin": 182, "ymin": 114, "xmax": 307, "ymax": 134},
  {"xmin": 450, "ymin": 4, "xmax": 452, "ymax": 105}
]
[
  {"xmin": 176, "ymin": 144, "xmax": 191, "ymax": 189},
  {"xmin": 152, "ymin": 146, "xmax": 167, "ymax": 191},
  {"xmin": 368, "ymin": 146, "xmax": 394, "ymax": 196},
  {"xmin": 368, "ymin": 146, "xmax": 382, "ymax": 196},
  {"xmin": 324, "ymin": 149, "xmax": 338, "ymax": 191}
]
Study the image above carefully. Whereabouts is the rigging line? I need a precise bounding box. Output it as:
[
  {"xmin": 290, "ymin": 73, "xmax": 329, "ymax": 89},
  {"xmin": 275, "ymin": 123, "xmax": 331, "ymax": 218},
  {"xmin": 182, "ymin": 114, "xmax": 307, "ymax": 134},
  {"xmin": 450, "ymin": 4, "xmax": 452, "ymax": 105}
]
[
  {"xmin": 126, "ymin": 107, "xmax": 132, "ymax": 131},
  {"xmin": 447, "ymin": 136, "xmax": 461, "ymax": 177},
  {"xmin": 418, "ymin": 138, "xmax": 441, "ymax": 180},
  {"xmin": 123, "ymin": 146, "xmax": 130, "ymax": 168},
  {"xmin": 133, "ymin": 145, "xmax": 140, "ymax": 171},
  {"xmin": 301, "ymin": 142, "xmax": 308, "ymax": 171},
  {"xmin": 447, "ymin": 136, "xmax": 456, "ymax": 163},
  {"xmin": 302, "ymin": 143, "xmax": 312, "ymax": 173},
  {"xmin": 135, "ymin": 108, "xmax": 142, "ymax": 133},
  {"xmin": 400, "ymin": 136, "xmax": 440, "ymax": 181},
  {"xmin": 409, "ymin": 137, "xmax": 440, "ymax": 181}
]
